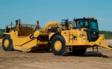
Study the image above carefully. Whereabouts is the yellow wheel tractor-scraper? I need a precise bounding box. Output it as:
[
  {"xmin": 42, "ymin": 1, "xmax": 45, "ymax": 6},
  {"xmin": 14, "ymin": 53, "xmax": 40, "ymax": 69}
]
[{"xmin": 2, "ymin": 17, "xmax": 112, "ymax": 55}]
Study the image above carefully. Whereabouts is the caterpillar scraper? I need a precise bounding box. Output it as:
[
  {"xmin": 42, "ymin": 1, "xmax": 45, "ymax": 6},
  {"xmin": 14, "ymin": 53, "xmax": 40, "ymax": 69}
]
[{"xmin": 2, "ymin": 17, "xmax": 112, "ymax": 55}]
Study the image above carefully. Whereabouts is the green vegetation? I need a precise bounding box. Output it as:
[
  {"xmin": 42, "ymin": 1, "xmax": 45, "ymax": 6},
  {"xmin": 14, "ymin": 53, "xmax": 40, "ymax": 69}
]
[
  {"xmin": 0, "ymin": 29, "xmax": 5, "ymax": 38},
  {"xmin": 100, "ymin": 31, "xmax": 112, "ymax": 39}
]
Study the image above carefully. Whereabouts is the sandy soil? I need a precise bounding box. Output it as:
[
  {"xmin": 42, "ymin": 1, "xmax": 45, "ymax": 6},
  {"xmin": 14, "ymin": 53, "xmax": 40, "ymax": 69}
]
[{"xmin": 0, "ymin": 40, "xmax": 112, "ymax": 69}]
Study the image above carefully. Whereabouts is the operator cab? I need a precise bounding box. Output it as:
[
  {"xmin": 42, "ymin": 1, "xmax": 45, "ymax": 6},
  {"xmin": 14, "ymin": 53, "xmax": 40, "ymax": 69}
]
[{"xmin": 74, "ymin": 18, "xmax": 99, "ymax": 41}]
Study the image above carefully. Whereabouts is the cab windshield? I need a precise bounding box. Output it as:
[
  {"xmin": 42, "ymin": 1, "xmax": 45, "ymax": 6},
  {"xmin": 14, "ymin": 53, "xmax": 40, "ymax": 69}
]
[{"xmin": 76, "ymin": 20, "xmax": 98, "ymax": 30}]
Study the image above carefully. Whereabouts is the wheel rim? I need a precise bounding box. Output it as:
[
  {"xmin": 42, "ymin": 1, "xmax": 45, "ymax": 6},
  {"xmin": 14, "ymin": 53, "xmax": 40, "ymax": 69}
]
[
  {"xmin": 54, "ymin": 40, "xmax": 62, "ymax": 51},
  {"xmin": 4, "ymin": 39, "xmax": 9, "ymax": 48}
]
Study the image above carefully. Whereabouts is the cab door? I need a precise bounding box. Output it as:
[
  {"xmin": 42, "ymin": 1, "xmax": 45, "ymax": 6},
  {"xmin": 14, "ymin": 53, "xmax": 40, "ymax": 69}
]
[{"xmin": 88, "ymin": 20, "xmax": 99, "ymax": 41}]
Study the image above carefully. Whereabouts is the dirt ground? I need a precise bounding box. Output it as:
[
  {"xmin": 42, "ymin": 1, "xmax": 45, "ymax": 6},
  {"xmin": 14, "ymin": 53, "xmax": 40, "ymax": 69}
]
[{"xmin": 0, "ymin": 40, "xmax": 112, "ymax": 69}]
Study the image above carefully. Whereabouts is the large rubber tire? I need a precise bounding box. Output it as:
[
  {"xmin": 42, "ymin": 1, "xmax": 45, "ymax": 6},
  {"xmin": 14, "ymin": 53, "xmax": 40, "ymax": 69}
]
[
  {"xmin": 51, "ymin": 35, "xmax": 66, "ymax": 56},
  {"xmin": 72, "ymin": 48, "xmax": 86, "ymax": 55},
  {"xmin": 2, "ymin": 35, "xmax": 13, "ymax": 51}
]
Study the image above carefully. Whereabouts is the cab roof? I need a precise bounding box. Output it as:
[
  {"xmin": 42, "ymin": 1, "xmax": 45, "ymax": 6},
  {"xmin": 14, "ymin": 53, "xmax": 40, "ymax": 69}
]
[{"xmin": 74, "ymin": 17, "xmax": 97, "ymax": 21}]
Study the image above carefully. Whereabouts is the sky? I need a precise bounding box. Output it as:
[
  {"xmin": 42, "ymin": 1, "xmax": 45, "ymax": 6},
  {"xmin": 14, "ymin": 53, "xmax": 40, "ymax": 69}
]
[{"xmin": 0, "ymin": 0, "xmax": 112, "ymax": 31}]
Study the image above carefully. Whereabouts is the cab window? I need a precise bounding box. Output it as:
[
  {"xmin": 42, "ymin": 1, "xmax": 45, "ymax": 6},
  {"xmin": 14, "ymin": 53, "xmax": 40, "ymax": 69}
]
[{"xmin": 90, "ymin": 21, "xmax": 98, "ymax": 30}]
